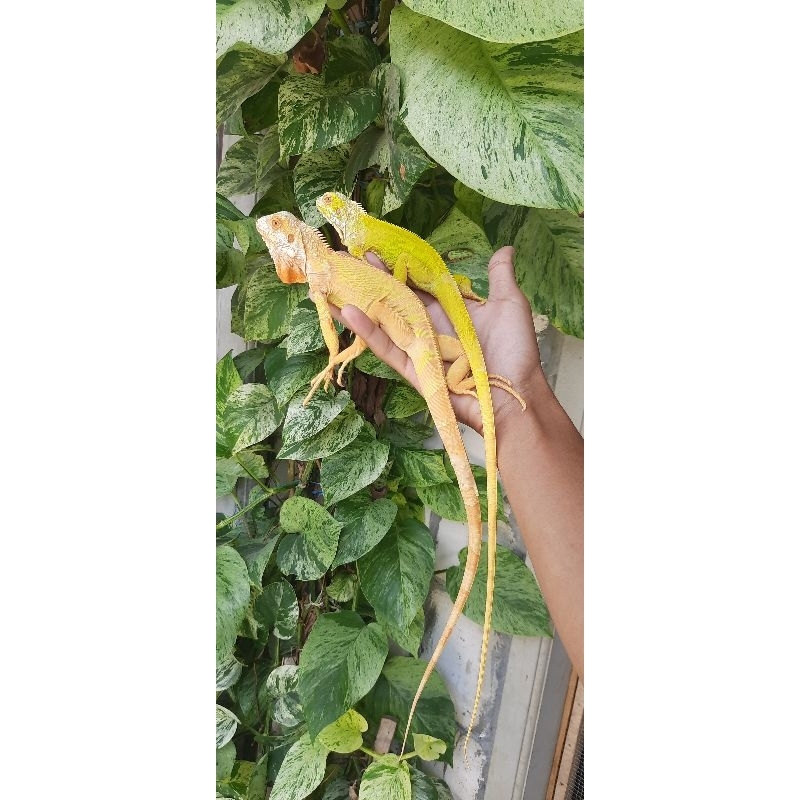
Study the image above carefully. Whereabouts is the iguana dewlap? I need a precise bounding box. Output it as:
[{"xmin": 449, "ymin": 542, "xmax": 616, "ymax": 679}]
[
  {"xmin": 316, "ymin": 192, "xmax": 526, "ymax": 755},
  {"xmin": 255, "ymin": 211, "xmax": 484, "ymax": 752}
]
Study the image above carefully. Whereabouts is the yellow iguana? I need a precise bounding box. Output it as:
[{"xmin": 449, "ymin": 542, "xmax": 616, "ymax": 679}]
[
  {"xmin": 255, "ymin": 211, "xmax": 509, "ymax": 755},
  {"xmin": 315, "ymin": 192, "xmax": 526, "ymax": 754}
]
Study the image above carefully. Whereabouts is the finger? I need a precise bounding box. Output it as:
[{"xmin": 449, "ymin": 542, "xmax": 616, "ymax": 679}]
[
  {"xmin": 339, "ymin": 305, "xmax": 421, "ymax": 389},
  {"xmin": 487, "ymin": 246, "xmax": 521, "ymax": 301},
  {"xmin": 364, "ymin": 251, "xmax": 388, "ymax": 271}
]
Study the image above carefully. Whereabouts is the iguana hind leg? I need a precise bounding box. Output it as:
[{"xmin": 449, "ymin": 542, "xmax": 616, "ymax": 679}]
[{"xmin": 437, "ymin": 335, "xmax": 527, "ymax": 410}]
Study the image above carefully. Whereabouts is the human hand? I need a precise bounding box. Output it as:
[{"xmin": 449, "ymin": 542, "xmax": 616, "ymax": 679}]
[{"xmin": 331, "ymin": 246, "xmax": 543, "ymax": 435}]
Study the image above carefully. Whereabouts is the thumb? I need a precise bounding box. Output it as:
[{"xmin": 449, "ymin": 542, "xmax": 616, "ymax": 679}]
[{"xmin": 487, "ymin": 246, "xmax": 519, "ymax": 301}]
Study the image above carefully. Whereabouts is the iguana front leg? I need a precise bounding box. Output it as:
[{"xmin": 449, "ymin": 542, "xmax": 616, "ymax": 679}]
[
  {"xmin": 396, "ymin": 253, "xmax": 484, "ymax": 303},
  {"xmin": 304, "ymin": 290, "xmax": 344, "ymax": 405}
]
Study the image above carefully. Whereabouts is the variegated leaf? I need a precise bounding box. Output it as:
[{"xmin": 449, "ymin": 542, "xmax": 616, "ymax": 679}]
[
  {"xmin": 216, "ymin": 704, "xmax": 240, "ymax": 749},
  {"xmin": 216, "ymin": 654, "xmax": 244, "ymax": 692},
  {"xmin": 408, "ymin": 765, "xmax": 438, "ymax": 800},
  {"xmin": 278, "ymin": 306, "xmax": 326, "ymax": 357},
  {"xmin": 216, "ymin": 0, "xmax": 326, "ymax": 58},
  {"xmin": 332, "ymin": 492, "xmax": 397, "ymax": 568},
  {"xmin": 321, "ymin": 777, "xmax": 352, "ymax": 800},
  {"xmin": 216, "ymin": 129, "xmax": 281, "ymax": 196},
  {"xmin": 217, "ymin": 353, "xmax": 243, "ymax": 457},
  {"xmin": 216, "ymin": 42, "xmax": 285, "ymax": 127},
  {"xmin": 360, "ymin": 756, "xmax": 412, "ymax": 800},
  {"xmin": 326, "ymin": 570, "xmax": 358, "ymax": 603},
  {"xmin": 293, "ymin": 145, "xmax": 353, "ymax": 227},
  {"xmin": 237, "ymin": 534, "xmax": 280, "ymax": 584},
  {"xmin": 278, "ymin": 73, "xmax": 379, "ymax": 157},
  {"xmin": 426, "ymin": 207, "xmax": 494, "ymax": 299},
  {"xmin": 255, "ymin": 579, "xmax": 299, "ymax": 639},
  {"xmin": 276, "ymin": 496, "xmax": 343, "ymax": 580},
  {"xmin": 223, "ymin": 383, "xmax": 281, "ymax": 453},
  {"xmin": 217, "ymin": 741, "xmax": 236, "ymax": 781},
  {"xmin": 412, "ymin": 734, "xmax": 447, "ymax": 762},
  {"xmin": 325, "ymin": 34, "xmax": 382, "ymax": 85},
  {"xmin": 232, "ymin": 258, "xmax": 307, "ymax": 342},
  {"xmin": 383, "ymin": 383, "xmax": 427, "ymax": 420},
  {"xmin": 320, "ymin": 428, "xmax": 390, "ymax": 508},
  {"xmin": 216, "ymin": 545, "xmax": 251, "ymax": 665},
  {"xmin": 317, "ymin": 708, "xmax": 369, "ymax": 753},
  {"xmin": 264, "ymin": 664, "xmax": 304, "ymax": 728},
  {"xmin": 377, "ymin": 607, "xmax": 424, "ymax": 656},
  {"xmin": 298, "ymin": 611, "xmax": 389, "ymax": 738},
  {"xmin": 391, "ymin": 6, "xmax": 583, "ymax": 212},
  {"xmin": 269, "ymin": 732, "xmax": 329, "ymax": 800},
  {"xmin": 483, "ymin": 202, "xmax": 584, "ymax": 338},
  {"xmin": 277, "ymin": 402, "xmax": 364, "ymax": 461},
  {"xmin": 359, "ymin": 656, "xmax": 456, "ymax": 764},
  {"xmin": 358, "ymin": 517, "xmax": 435, "ymax": 630},
  {"xmin": 279, "ymin": 390, "xmax": 351, "ymax": 450},
  {"xmin": 217, "ymin": 456, "xmax": 246, "ymax": 496},
  {"xmin": 267, "ymin": 352, "xmax": 328, "ymax": 408},
  {"xmin": 390, "ymin": 448, "xmax": 452, "ymax": 489},
  {"xmin": 402, "ymin": 0, "xmax": 582, "ymax": 43},
  {"xmin": 445, "ymin": 544, "xmax": 552, "ymax": 636}
]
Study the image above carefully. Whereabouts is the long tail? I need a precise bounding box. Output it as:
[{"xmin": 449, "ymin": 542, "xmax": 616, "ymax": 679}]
[{"xmin": 400, "ymin": 382, "xmax": 483, "ymax": 756}]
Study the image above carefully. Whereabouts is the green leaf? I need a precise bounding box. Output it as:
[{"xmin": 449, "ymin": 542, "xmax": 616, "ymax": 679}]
[
  {"xmin": 269, "ymin": 732, "xmax": 329, "ymax": 800},
  {"xmin": 391, "ymin": 6, "xmax": 583, "ymax": 212},
  {"xmin": 278, "ymin": 306, "xmax": 326, "ymax": 357},
  {"xmin": 255, "ymin": 579, "xmax": 299, "ymax": 639},
  {"xmin": 234, "ymin": 345, "xmax": 269, "ymax": 380},
  {"xmin": 217, "ymin": 654, "xmax": 244, "ymax": 692},
  {"xmin": 321, "ymin": 777, "xmax": 352, "ymax": 800},
  {"xmin": 242, "ymin": 79, "xmax": 280, "ymax": 134},
  {"xmin": 217, "ymin": 741, "xmax": 236, "ymax": 781},
  {"xmin": 428, "ymin": 776, "xmax": 454, "ymax": 800},
  {"xmin": 264, "ymin": 664, "xmax": 304, "ymax": 728},
  {"xmin": 445, "ymin": 544, "xmax": 552, "ymax": 636},
  {"xmin": 217, "ymin": 228, "xmax": 247, "ymax": 289},
  {"xmin": 267, "ymin": 352, "xmax": 328, "ymax": 408},
  {"xmin": 216, "ymin": 704, "xmax": 240, "ymax": 749},
  {"xmin": 412, "ymin": 734, "xmax": 447, "ymax": 762},
  {"xmin": 320, "ymin": 428, "xmax": 390, "ymax": 508},
  {"xmin": 384, "ymin": 166, "xmax": 456, "ymax": 241},
  {"xmin": 324, "ymin": 34, "xmax": 382, "ymax": 85},
  {"xmin": 326, "ymin": 570, "xmax": 358, "ymax": 603},
  {"xmin": 216, "ymin": 42, "xmax": 286, "ymax": 127},
  {"xmin": 233, "ymin": 259, "xmax": 307, "ymax": 342},
  {"xmin": 217, "ymin": 545, "xmax": 251, "ymax": 666},
  {"xmin": 483, "ymin": 202, "xmax": 584, "ymax": 338},
  {"xmin": 217, "ymin": 457, "xmax": 246, "ymax": 496},
  {"xmin": 279, "ymin": 390, "xmax": 351, "ymax": 451},
  {"xmin": 358, "ymin": 516, "xmax": 435, "ymax": 630},
  {"xmin": 380, "ymin": 417, "xmax": 436, "ymax": 449},
  {"xmin": 402, "ymin": 0, "xmax": 582, "ymax": 43},
  {"xmin": 217, "ymin": 130, "xmax": 281, "ymax": 196},
  {"xmin": 408, "ymin": 765, "xmax": 439, "ymax": 800},
  {"xmin": 216, "ymin": 0, "xmax": 326, "ymax": 58},
  {"xmin": 250, "ymin": 170, "xmax": 299, "ymax": 218},
  {"xmin": 391, "ymin": 448, "xmax": 451, "ymax": 488},
  {"xmin": 278, "ymin": 73, "xmax": 379, "ymax": 157},
  {"xmin": 360, "ymin": 756, "xmax": 412, "ymax": 800},
  {"xmin": 217, "ymin": 353, "xmax": 243, "ymax": 457},
  {"xmin": 384, "ymin": 383, "xmax": 427, "ymax": 420},
  {"xmin": 276, "ymin": 496, "xmax": 342, "ymax": 580},
  {"xmin": 277, "ymin": 402, "xmax": 364, "ymax": 461},
  {"xmin": 426, "ymin": 207, "xmax": 494, "ymax": 299},
  {"xmin": 246, "ymin": 754, "xmax": 270, "ymax": 800},
  {"xmin": 298, "ymin": 611, "xmax": 389, "ymax": 738},
  {"xmin": 317, "ymin": 708, "xmax": 369, "ymax": 753},
  {"xmin": 223, "ymin": 383, "xmax": 282, "ymax": 453},
  {"xmin": 293, "ymin": 145, "xmax": 354, "ymax": 227},
  {"xmin": 377, "ymin": 607, "xmax": 424, "ymax": 656},
  {"xmin": 416, "ymin": 455, "xmax": 506, "ymax": 523},
  {"xmin": 237, "ymin": 534, "xmax": 280, "ymax": 584},
  {"xmin": 217, "ymin": 192, "xmax": 247, "ymax": 221},
  {"xmin": 354, "ymin": 349, "xmax": 404, "ymax": 381},
  {"xmin": 358, "ymin": 656, "xmax": 456, "ymax": 765},
  {"xmin": 332, "ymin": 493, "xmax": 398, "ymax": 568}
]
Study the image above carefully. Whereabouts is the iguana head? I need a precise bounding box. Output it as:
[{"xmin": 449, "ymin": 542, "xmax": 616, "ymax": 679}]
[
  {"xmin": 255, "ymin": 212, "xmax": 309, "ymax": 284},
  {"xmin": 315, "ymin": 191, "xmax": 366, "ymax": 251}
]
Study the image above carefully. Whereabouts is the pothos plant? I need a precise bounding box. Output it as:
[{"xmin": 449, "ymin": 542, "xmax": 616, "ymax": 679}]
[{"xmin": 216, "ymin": 2, "xmax": 583, "ymax": 798}]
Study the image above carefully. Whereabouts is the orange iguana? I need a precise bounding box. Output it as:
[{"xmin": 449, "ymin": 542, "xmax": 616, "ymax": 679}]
[
  {"xmin": 255, "ymin": 211, "xmax": 506, "ymax": 755},
  {"xmin": 315, "ymin": 192, "xmax": 526, "ymax": 753}
]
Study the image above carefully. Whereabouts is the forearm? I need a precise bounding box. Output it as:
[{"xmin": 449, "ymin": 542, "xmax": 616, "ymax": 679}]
[{"xmin": 495, "ymin": 369, "xmax": 584, "ymax": 677}]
